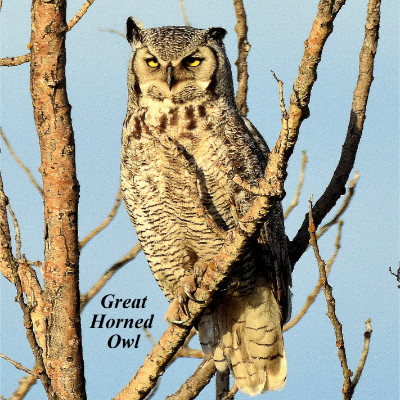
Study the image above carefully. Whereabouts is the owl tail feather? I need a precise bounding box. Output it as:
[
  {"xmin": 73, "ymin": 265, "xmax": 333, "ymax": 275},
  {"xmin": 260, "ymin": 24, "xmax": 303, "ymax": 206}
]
[{"xmin": 198, "ymin": 280, "xmax": 287, "ymax": 396}]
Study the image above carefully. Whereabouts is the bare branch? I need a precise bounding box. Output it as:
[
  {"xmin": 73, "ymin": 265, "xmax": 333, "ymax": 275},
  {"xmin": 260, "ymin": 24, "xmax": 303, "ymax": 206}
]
[
  {"xmin": 143, "ymin": 327, "xmax": 157, "ymax": 347},
  {"xmin": 284, "ymin": 220, "xmax": 342, "ymax": 332},
  {"xmin": 308, "ymin": 201, "xmax": 355, "ymax": 399},
  {"xmin": 9, "ymin": 371, "xmax": 38, "ymax": 400},
  {"xmin": 0, "ymin": 128, "xmax": 43, "ymax": 195},
  {"xmin": 284, "ymin": 150, "xmax": 308, "ymax": 219},
  {"xmin": 79, "ymin": 189, "xmax": 122, "ymax": 248},
  {"xmin": 68, "ymin": 0, "xmax": 97, "ymax": 30},
  {"xmin": 0, "ymin": 54, "xmax": 30, "ymax": 67},
  {"xmin": 80, "ymin": 242, "xmax": 141, "ymax": 311},
  {"xmin": 222, "ymin": 384, "xmax": 238, "ymax": 400},
  {"xmin": 290, "ymin": 0, "xmax": 381, "ymax": 266},
  {"xmin": 179, "ymin": 0, "xmax": 191, "ymax": 26},
  {"xmin": 233, "ymin": 0, "xmax": 250, "ymax": 116},
  {"xmin": 11, "ymin": 257, "xmax": 51, "ymax": 396},
  {"xmin": 6, "ymin": 202, "xmax": 22, "ymax": 261},
  {"xmin": 0, "ymin": 354, "xmax": 40, "ymax": 378},
  {"xmin": 0, "ymin": 171, "xmax": 15, "ymax": 282},
  {"xmin": 349, "ymin": 319, "xmax": 372, "ymax": 393},
  {"xmin": 99, "ymin": 28, "xmax": 126, "ymax": 38},
  {"xmin": 166, "ymin": 357, "xmax": 216, "ymax": 400},
  {"xmin": 317, "ymin": 172, "xmax": 359, "ymax": 239}
]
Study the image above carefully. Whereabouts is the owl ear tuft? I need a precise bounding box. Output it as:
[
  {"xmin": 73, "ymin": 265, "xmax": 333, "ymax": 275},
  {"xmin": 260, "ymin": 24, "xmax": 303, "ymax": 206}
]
[
  {"xmin": 208, "ymin": 27, "xmax": 227, "ymax": 42},
  {"xmin": 127, "ymin": 17, "xmax": 143, "ymax": 44}
]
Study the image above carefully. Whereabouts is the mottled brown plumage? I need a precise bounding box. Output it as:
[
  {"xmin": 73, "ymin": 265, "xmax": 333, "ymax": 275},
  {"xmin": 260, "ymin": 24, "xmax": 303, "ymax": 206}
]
[{"xmin": 121, "ymin": 19, "xmax": 291, "ymax": 395}]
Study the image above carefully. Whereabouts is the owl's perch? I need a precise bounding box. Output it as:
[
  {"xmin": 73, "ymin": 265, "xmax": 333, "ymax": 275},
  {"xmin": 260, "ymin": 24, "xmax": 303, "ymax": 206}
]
[
  {"xmin": 113, "ymin": 3, "xmax": 355, "ymax": 398},
  {"xmin": 289, "ymin": 0, "xmax": 381, "ymax": 267}
]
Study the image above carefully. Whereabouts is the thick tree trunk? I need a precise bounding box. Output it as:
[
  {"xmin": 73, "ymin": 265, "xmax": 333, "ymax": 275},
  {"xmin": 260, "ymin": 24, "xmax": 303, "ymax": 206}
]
[{"xmin": 30, "ymin": 1, "xmax": 86, "ymax": 398}]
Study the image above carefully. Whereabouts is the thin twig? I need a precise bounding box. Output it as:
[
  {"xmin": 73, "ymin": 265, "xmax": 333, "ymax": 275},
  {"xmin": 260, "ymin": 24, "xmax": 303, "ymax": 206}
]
[
  {"xmin": 284, "ymin": 220, "xmax": 342, "ymax": 332},
  {"xmin": 233, "ymin": 0, "xmax": 250, "ymax": 116},
  {"xmin": 0, "ymin": 128, "xmax": 43, "ymax": 195},
  {"xmin": 80, "ymin": 242, "xmax": 141, "ymax": 311},
  {"xmin": 317, "ymin": 172, "xmax": 359, "ymax": 239},
  {"xmin": 0, "ymin": 354, "xmax": 40, "ymax": 378},
  {"xmin": 349, "ymin": 319, "xmax": 372, "ymax": 393},
  {"xmin": 284, "ymin": 150, "xmax": 308, "ymax": 219},
  {"xmin": 99, "ymin": 28, "xmax": 125, "ymax": 38},
  {"xmin": 179, "ymin": 0, "xmax": 191, "ymax": 26},
  {"xmin": 143, "ymin": 327, "xmax": 156, "ymax": 347},
  {"xmin": 0, "ymin": 166, "xmax": 16, "ymax": 282},
  {"xmin": 308, "ymin": 200, "xmax": 353, "ymax": 398},
  {"xmin": 79, "ymin": 189, "xmax": 122, "ymax": 248},
  {"xmin": 6, "ymin": 203, "xmax": 22, "ymax": 261}
]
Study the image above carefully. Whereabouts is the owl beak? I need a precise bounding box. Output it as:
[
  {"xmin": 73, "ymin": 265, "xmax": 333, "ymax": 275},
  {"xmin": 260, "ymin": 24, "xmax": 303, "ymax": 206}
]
[{"xmin": 166, "ymin": 63, "xmax": 174, "ymax": 91}]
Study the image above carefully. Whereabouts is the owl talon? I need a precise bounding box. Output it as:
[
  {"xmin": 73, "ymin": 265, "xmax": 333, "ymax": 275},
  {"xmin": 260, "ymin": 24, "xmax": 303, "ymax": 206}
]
[{"xmin": 194, "ymin": 261, "xmax": 208, "ymax": 284}]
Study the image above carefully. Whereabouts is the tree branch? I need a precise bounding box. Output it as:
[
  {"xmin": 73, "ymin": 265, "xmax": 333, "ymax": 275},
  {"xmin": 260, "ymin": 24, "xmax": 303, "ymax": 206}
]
[
  {"xmin": 9, "ymin": 370, "xmax": 38, "ymax": 400},
  {"xmin": 79, "ymin": 189, "xmax": 122, "ymax": 249},
  {"xmin": 68, "ymin": 0, "xmax": 97, "ymax": 30},
  {"xmin": 348, "ymin": 319, "xmax": 372, "ymax": 395},
  {"xmin": 233, "ymin": 0, "xmax": 250, "ymax": 116},
  {"xmin": 0, "ymin": 127, "xmax": 43, "ymax": 195},
  {"xmin": 284, "ymin": 150, "xmax": 308, "ymax": 219},
  {"xmin": 0, "ymin": 54, "xmax": 31, "ymax": 67},
  {"xmin": 283, "ymin": 219, "xmax": 342, "ymax": 332},
  {"xmin": 166, "ymin": 357, "xmax": 216, "ymax": 400},
  {"xmin": 289, "ymin": 0, "xmax": 381, "ymax": 266},
  {"xmin": 316, "ymin": 172, "xmax": 359, "ymax": 239},
  {"xmin": 308, "ymin": 201, "xmax": 352, "ymax": 398},
  {"xmin": 0, "ymin": 354, "xmax": 40, "ymax": 378},
  {"xmin": 80, "ymin": 243, "xmax": 141, "ymax": 311},
  {"xmin": 178, "ymin": 0, "xmax": 191, "ymax": 26}
]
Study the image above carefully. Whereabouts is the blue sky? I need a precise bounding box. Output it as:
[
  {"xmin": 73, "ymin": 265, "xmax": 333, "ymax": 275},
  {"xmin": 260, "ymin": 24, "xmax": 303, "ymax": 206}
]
[{"xmin": 1, "ymin": 1, "xmax": 398, "ymax": 399}]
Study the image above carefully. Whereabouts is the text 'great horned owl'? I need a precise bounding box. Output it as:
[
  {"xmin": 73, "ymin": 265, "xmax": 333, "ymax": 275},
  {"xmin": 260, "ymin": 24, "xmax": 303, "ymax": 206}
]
[{"xmin": 120, "ymin": 18, "xmax": 292, "ymax": 396}]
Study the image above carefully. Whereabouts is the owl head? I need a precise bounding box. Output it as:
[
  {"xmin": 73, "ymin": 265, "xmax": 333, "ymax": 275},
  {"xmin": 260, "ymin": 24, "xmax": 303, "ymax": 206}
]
[{"xmin": 126, "ymin": 18, "xmax": 235, "ymax": 106}]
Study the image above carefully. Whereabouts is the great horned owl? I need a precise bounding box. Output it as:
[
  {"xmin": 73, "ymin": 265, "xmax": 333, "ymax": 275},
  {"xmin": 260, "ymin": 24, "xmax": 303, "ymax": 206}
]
[{"xmin": 120, "ymin": 18, "xmax": 292, "ymax": 396}]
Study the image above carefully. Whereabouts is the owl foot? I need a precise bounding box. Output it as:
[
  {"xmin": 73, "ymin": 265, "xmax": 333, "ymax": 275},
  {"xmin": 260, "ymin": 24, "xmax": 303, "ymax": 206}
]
[{"xmin": 165, "ymin": 274, "xmax": 205, "ymax": 325}]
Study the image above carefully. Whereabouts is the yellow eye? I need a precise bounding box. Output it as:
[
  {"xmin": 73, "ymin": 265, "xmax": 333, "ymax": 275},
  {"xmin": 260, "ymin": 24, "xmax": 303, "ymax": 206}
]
[
  {"xmin": 184, "ymin": 57, "xmax": 202, "ymax": 67},
  {"xmin": 146, "ymin": 58, "xmax": 159, "ymax": 68}
]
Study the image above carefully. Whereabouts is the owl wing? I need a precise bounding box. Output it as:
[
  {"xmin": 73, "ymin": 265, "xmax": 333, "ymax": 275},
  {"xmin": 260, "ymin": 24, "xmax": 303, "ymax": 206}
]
[{"xmin": 231, "ymin": 114, "xmax": 292, "ymax": 323}]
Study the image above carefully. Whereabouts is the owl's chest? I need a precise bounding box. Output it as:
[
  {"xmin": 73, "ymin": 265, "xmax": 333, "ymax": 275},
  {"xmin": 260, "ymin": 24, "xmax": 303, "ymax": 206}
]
[
  {"xmin": 121, "ymin": 102, "xmax": 235, "ymax": 230},
  {"xmin": 123, "ymin": 102, "xmax": 226, "ymax": 177}
]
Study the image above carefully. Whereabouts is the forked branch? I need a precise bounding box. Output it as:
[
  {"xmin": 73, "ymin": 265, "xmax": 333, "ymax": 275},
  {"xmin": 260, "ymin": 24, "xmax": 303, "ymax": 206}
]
[
  {"xmin": 308, "ymin": 202, "xmax": 372, "ymax": 399},
  {"xmin": 290, "ymin": 0, "xmax": 381, "ymax": 266}
]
